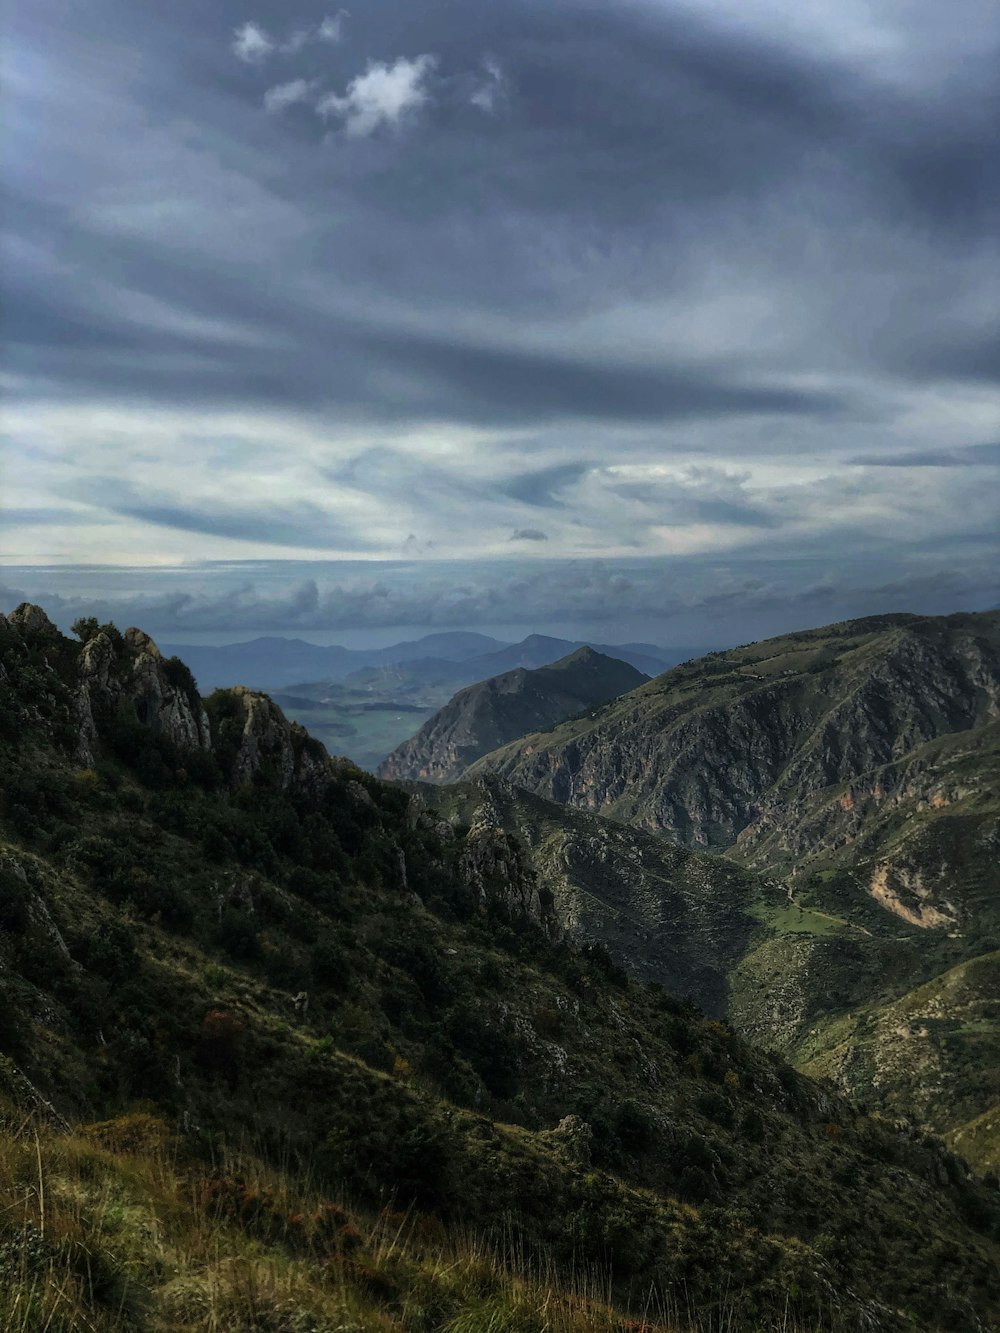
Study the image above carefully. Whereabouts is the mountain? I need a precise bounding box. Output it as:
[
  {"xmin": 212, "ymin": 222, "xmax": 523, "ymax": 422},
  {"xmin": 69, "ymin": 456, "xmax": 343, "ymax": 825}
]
[
  {"xmin": 462, "ymin": 634, "xmax": 673, "ymax": 681},
  {"xmin": 2, "ymin": 603, "xmax": 999, "ymax": 1331},
  {"xmin": 464, "ymin": 611, "xmax": 1000, "ymax": 1164},
  {"xmin": 466, "ymin": 611, "xmax": 1000, "ymax": 855},
  {"xmin": 378, "ymin": 647, "xmax": 648, "ymax": 784},
  {"xmin": 160, "ymin": 631, "xmax": 511, "ymax": 692},
  {"xmin": 162, "ymin": 631, "xmax": 679, "ymax": 696}
]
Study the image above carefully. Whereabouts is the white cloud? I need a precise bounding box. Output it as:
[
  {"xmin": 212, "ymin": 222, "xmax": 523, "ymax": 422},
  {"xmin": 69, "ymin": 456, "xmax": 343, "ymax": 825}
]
[
  {"xmin": 317, "ymin": 55, "xmax": 436, "ymax": 137},
  {"xmin": 233, "ymin": 13, "xmax": 347, "ymax": 63},
  {"xmin": 470, "ymin": 58, "xmax": 506, "ymax": 113},
  {"xmin": 232, "ymin": 21, "xmax": 274, "ymax": 64},
  {"xmin": 317, "ymin": 12, "xmax": 349, "ymax": 45},
  {"xmin": 263, "ymin": 79, "xmax": 316, "ymax": 114}
]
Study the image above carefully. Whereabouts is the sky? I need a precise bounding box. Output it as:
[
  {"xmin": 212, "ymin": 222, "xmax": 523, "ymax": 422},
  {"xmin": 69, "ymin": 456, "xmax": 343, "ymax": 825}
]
[{"xmin": 2, "ymin": 0, "xmax": 998, "ymax": 645}]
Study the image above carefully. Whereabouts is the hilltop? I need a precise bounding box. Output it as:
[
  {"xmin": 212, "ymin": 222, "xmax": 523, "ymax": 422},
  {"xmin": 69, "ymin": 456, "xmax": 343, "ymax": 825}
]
[{"xmin": 378, "ymin": 647, "xmax": 647, "ymax": 784}]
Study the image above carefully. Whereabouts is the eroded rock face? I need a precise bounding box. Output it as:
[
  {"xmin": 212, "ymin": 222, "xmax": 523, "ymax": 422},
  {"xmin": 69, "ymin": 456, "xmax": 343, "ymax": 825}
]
[
  {"xmin": 75, "ymin": 626, "xmax": 211, "ymax": 764},
  {"xmin": 228, "ymin": 686, "xmax": 327, "ymax": 793},
  {"xmin": 6, "ymin": 603, "xmax": 58, "ymax": 636},
  {"xmin": 868, "ymin": 862, "xmax": 958, "ymax": 930},
  {"xmin": 458, "ymin": 785, "xmax": 558, "ymax": 935}
]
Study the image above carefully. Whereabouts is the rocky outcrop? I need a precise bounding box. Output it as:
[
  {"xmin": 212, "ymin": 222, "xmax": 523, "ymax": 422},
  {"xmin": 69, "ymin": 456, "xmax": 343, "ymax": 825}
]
[
  {"xmin": 459, "ymin": 785, "xmax": 558, "ymax": 935},
  {"xmin": 379, "ymin": 647, "xmax": 647, "ymax": 784},
  {"xmin": 74, "ymin": 624, "xmax": 211, "ymax": 765},
  {"xmin": 227, "ymin": 686, "xmax": 328, "ymax": 793}
]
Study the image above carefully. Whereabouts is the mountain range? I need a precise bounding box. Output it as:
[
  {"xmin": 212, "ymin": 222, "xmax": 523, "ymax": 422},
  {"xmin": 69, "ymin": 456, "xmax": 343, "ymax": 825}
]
[
  {"xmin": 163, "ymin": 630, "xmax": 682, "ymax": 694},
  {"xmin": 2, "ymin": 603, "xmax": 999, "ymax": 1331}
]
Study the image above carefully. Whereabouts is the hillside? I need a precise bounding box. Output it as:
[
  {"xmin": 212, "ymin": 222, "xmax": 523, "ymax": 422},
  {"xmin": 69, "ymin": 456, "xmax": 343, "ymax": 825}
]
[
  {"xmin": 2, "ymin": 604, "xmax": 999, "ymax": 1331},
  {"xmin": 466, "ymin": 611, "xmax": 1000, "ymax": 855},
  {"xmin": 378, "ymin": 647, "xmax": 647, "ymax": 784},
  {"xmin": 463, "ymin": 613, "xmax": 1000, "ymax": 1161}
]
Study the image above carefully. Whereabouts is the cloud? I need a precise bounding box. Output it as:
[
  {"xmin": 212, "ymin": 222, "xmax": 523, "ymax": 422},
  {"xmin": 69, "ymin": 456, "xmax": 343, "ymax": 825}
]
[
  {"xmin": 509, "ymin": 528, "xmax": 549, "ymax": 542},
  {"xmin": 500, "ymin": 463, "xmax": 590, "ymax": 507},
  {"xmin": 233, "ymin": 13, "xmax": 347, "ymax": 63},
  {"xmin": 4, "ymin": 554, "xmax": 997, "ymax": 643},
  {"xmin": 470, "ymin": 58, "xmax": 506, "ymax": 113},
  {"xmin": 317, "ymin": 55, "xmax": 437, "ymax": 137},
  {"xmin": 232, "ymin": 22, "xmax": 273, "ymax": 64},
  {"xmin": 850, "ymin": 442, "xmax": 1000, "ymax": 467},
  {"xmin": 263, "ymin": 79, "xmax": 316, "ymax": 114},
  {"xmin": 317, "ymin": 12, "xmax": 349, "ymax": 45}
]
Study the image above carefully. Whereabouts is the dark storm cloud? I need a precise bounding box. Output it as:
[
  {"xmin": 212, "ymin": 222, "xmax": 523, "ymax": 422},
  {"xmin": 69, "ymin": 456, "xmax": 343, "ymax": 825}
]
[
  {"xmin": 5, "ymin": 0, "xmax": 997, "ymax": 428},
  {"xmin": 4, "ymin": 0, "xmax": 999, "ymax": 624}
]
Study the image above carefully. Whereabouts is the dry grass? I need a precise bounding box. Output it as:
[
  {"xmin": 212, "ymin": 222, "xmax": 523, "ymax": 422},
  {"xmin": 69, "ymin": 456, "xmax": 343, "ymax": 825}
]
[{"xmin": 0, "ymin": 1104, "xmax": 834, "ymax": 1333}]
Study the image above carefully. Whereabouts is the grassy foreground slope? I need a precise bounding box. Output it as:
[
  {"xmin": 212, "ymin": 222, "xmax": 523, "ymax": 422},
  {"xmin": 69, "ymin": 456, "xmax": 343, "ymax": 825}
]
[{"xmin": 1, "ymin": 605, "xmax": 999, "ymax": 1331}]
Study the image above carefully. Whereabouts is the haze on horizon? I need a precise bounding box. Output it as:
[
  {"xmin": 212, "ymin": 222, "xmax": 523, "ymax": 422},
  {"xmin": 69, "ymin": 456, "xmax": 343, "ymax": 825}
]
[{"xmin": 2, "ymin": 0, "xmax": 998, "ymax": 647}]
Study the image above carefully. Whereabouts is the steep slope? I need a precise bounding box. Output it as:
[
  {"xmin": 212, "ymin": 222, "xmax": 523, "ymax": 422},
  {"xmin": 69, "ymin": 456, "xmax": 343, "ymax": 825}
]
[
  {"xmin": 2, "ymin": 605, "xmax": 1000, "ymax": 1331},
  {"xmin": 420, "ymin": 776, "xmax": 797, "ymax": 1019},
  {"xmin": 463, "ymin": 612, "xmax": 1000, "ymax": 1156},
  {"xmin": 378, "ymin": 647, "xmax": 647, "ymax": 784},
  {"xmin": 467, "ymin": 611, "xmax": 1000, "ymax": 852}
]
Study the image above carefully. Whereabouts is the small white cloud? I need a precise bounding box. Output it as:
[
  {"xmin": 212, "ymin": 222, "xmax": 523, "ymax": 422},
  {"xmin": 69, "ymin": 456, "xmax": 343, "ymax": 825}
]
[
  {"xmin": 232, "ymin": 21, "xmax": 274, "ymax": 64},
  {"xmin": 234, "ymin": 13, "xmax": 347, "ymax": 62},
  {"xmin": 470, "ymin": 57, "xmax": 506, "ymax": 114},
  {"xmin": 318, "ymin": 11, "xmax": 349, "ymax": 44},
  {"xmin": 317, "ymin": 55, "xmax": 436, "ymax": 137},
  {"xmin": 263, "ymin": 79, "xmax": 316, "ymax": 114}
]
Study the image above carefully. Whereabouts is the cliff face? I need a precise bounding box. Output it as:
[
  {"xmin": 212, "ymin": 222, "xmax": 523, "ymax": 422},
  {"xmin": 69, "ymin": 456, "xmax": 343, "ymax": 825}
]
[
  {"xmin": 378, "ymin": 647, "xmax": 647, "ymax": 784},
  {"xmin": 467, "ymin": 612, "xmax": 1000, "ymax": 859},
  {"xmin": 76, "ymin": 622, "xmax": 212, "ymax": 764},
  {"xmin": 2, "ymin": 605, "xmax": 330, "ymax": 799}
]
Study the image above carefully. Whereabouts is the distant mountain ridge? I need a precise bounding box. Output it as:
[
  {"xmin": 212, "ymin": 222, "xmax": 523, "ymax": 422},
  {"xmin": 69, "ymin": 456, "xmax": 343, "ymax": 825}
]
[
  {"xmin": 378, "ymin": 647, "xmax": 648, "ymax": 784},
  {"xmin": 161, "ymin": 630, "xmax": 684, "ymax": 694}
]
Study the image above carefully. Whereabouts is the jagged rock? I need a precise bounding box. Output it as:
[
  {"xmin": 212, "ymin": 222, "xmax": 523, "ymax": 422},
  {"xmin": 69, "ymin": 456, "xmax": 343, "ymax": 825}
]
[
  {"xmin": 459, "ymin": 814, "xmax": 556, "ymax": 935},
  {"xmin": 76, "ymin": 626, "xmax": 211, "ymax": 759},
  {"xmin": 228, "ymin": 687, "xmax": 326, "ymax": 792},
  {"xmin": 6, "ymin": 603, "xmax": 57, "ymax": 636}
]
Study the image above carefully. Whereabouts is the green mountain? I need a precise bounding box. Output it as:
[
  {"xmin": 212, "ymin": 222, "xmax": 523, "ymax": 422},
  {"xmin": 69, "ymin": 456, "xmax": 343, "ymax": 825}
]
[
  {"xmin": 465, "ymin": 611, "xmax": 1000, "ymax": 853},
  {"xmin": 2, "ymin": 604, "xmax": 999, "ymax": 1332},
  {"xmin": 378, "ymin": 647, "xmax": 648, "ymax": 784},
  {"xmin": 462, "ymin": 613, "xmax": 1000, "ymax": 1164}
]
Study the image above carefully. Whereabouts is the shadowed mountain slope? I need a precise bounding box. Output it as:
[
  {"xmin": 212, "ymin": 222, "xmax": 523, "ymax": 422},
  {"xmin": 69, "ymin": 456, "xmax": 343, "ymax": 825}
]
[{"xmin": 378, "ymin": 647, "xmax": 647, "ymax": 784}]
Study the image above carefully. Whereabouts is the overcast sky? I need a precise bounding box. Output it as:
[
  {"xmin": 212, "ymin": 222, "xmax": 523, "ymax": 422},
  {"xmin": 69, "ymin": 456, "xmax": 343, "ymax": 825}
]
[{"xmin": 2, "ymin": 0, "xmax": 998, "ymax": 643}]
